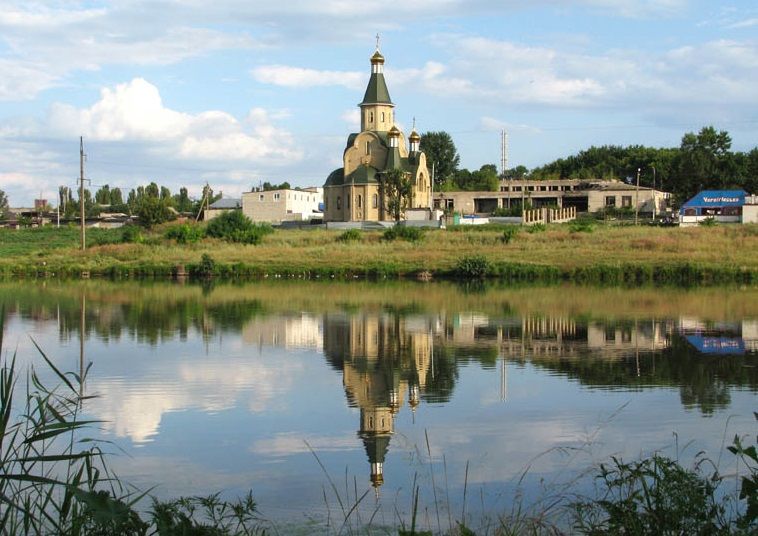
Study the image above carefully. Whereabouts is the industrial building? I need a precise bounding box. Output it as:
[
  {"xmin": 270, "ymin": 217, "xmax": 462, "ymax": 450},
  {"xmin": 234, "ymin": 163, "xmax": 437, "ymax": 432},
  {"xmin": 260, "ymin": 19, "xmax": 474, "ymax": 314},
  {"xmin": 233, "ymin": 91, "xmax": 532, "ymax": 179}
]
[{"xmin": 434, "ymin": 178, "xmax": 670, "ymax": 217}]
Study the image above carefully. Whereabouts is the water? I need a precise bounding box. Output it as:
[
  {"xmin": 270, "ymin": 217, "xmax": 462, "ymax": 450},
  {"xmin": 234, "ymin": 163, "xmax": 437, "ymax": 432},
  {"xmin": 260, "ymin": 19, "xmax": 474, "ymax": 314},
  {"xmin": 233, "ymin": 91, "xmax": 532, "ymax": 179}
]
[{"xmin": 1, "ymin": 280, "xmax": 756, "ymax": 528}]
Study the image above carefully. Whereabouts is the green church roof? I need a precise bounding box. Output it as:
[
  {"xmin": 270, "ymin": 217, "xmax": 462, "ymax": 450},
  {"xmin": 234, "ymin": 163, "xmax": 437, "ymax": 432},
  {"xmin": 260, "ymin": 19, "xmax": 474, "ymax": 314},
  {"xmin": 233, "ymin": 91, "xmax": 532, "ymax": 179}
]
[
  {"xmin": 325, "ymin": 167, "xmax": 344, "ymax": 186},
  {"xmin": 346, "ymin": 165, "xmax": 380, "ymax": 184},
  {"xmin": 361, "ymin": 72, "xmax": 393, "ymax": 106}
]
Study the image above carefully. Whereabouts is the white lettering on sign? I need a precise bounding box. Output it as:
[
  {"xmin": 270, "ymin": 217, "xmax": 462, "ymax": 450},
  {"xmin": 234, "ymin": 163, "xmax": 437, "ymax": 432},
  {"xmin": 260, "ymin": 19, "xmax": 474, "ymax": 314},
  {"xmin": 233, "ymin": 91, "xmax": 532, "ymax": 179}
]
[{"xmin": 702, "ymin": 197, "xmax": 739, "ymax": 203}]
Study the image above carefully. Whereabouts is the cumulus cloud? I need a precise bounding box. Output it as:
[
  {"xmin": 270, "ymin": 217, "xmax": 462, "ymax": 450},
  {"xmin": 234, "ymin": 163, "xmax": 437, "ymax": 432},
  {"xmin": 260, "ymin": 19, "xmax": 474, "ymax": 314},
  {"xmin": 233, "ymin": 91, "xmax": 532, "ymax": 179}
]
[{"xmin": 47, "ymin": 78, "xmax": 300, "ymax": 163}]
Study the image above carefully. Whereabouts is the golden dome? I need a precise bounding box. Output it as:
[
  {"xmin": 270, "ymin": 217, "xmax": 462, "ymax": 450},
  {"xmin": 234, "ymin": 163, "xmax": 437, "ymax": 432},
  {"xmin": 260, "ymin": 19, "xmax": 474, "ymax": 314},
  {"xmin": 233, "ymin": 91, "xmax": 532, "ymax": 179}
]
[
  {"xmin": 388, "ymin": 125, "xmax": 401, "ymax": 137},
  {"xmin": 370, "ymin": 50, "xmax": 385, "ymax": 64},
  {"xmin": 409, "ymin": 129, "xmax": 420, "ymax": 142}
]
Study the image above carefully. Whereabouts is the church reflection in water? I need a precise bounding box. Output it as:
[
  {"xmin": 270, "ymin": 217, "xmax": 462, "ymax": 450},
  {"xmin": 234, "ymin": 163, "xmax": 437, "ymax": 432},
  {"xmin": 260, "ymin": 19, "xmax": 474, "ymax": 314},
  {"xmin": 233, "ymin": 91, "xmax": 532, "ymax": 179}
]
[{"xmin": 322, "ymin": 312, "xmax": 433, "ymax": 489}]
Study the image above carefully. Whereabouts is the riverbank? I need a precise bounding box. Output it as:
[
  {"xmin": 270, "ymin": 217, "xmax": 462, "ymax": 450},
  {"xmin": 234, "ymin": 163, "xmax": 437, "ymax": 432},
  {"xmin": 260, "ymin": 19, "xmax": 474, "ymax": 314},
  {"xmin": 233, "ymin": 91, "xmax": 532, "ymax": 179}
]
[{"xmin": 1, "ymin": 223, "xmax": 756, "ymax": 284}]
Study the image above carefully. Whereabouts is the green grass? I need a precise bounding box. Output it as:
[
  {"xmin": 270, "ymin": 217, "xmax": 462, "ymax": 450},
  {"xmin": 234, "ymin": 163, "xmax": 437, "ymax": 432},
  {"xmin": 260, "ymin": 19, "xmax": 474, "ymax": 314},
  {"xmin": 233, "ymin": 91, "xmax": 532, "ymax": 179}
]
[{"xmin": 1, "ymin": 223, "xmax": 757, "ymax": 284}]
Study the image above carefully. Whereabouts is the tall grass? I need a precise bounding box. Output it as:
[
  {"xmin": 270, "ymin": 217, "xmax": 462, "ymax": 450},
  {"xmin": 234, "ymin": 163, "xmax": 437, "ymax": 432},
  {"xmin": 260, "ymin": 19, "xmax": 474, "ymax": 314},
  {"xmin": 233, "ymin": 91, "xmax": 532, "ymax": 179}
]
[{"xmin": 0, "ymin": 311, "xmax": 267, "ymax": 535}]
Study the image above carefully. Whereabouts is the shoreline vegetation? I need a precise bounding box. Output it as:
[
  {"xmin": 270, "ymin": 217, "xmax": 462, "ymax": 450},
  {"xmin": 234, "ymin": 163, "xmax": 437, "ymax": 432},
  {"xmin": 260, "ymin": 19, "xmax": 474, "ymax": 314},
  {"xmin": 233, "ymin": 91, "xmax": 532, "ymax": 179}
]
[{"xmin": 1, "ymin": 220, "xmax": 757, "ymax": 285}]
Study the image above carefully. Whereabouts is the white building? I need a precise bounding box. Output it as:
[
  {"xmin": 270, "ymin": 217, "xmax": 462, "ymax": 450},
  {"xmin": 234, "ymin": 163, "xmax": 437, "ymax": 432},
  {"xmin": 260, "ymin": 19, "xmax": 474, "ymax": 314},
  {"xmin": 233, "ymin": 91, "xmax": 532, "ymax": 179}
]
[{"xmin": 241, "ymin": 188, "xmax": 323, "ymax": 224}]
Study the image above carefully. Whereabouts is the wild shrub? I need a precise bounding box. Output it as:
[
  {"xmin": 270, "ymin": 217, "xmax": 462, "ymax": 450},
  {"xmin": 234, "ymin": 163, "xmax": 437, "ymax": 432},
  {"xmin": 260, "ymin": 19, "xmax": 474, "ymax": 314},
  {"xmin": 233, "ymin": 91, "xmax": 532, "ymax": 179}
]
[
  {"xmin": 205, "ymin": 210, "xmax": 273, "ymax": 244},
  {"xmin": 571, "ymin": 454, "xmax": 732, "ymax": 535},
  {"xmin": 121, "ymin": 224, "xmax": 144, "ymax": 244},
  {"xmin": 165, "ymin": 223, "xmax": 203, "ymax": 244},
  {"xmin": 205, "ymin": 210, "xmax": 252, "ymax": 239},
  {"xmin": 455, "ymin": 255, "xmax": 491, "ymax": 279},
  {"xmin": 383, "ymin": 225, "xmax": 424, "ymax": 242},
  {"xmin": 337, "ymin": 228, "xmax": 362, "ymax": 242},
  {"xmin": 699, "ymin": 217, "xmax": 717, "ymax": 227},
  {"xmin": 569, "ymin": 219, "xmax": 595, "ymax": 233},
  {"xmin": 227, "ymin": 225, "xmax": 273, "ymax": 245},
  {"xmin": 527, "ymin": 223, "xmax": 546, "ymax": 234},
  {"xmin": 501, "ymin": 225, "xmax": 520, "ymax": 244}
]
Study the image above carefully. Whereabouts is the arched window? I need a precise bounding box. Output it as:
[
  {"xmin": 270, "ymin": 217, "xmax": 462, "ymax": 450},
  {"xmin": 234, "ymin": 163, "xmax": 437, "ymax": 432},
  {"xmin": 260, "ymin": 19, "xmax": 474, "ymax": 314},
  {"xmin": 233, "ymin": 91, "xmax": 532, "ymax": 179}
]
[
  {"xmin": 365, "ymin": 141, "xmax": 370, "ymax": 155},
  {"xmin": 381, "ymin": 112, "xmax": 385, "ymax": 122},
  {"xmin": 357, "ymin": 195, "xmax": 362, "ymax": 208},
  {"xmin": 369, "ymin": 111, "xmax": 374, "ymax": 123},
  {"xmin": 347, "ymin": 195, "xmax": 350, "ymax": 209},
  {"xmin": 372, "ymin": 194, "xmax": 378, "ymax": 208},
  {"xmin": 336, "ymin": 196, "xmax": 341, "ymax": 209}
]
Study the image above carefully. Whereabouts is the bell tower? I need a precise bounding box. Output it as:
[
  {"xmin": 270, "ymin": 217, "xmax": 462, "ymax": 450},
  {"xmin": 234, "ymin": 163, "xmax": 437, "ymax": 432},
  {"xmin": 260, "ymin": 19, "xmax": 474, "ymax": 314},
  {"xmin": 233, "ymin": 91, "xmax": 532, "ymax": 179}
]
[{"xmin": 360, "ymin": 38, "xmax": 395, "ymax": 132}]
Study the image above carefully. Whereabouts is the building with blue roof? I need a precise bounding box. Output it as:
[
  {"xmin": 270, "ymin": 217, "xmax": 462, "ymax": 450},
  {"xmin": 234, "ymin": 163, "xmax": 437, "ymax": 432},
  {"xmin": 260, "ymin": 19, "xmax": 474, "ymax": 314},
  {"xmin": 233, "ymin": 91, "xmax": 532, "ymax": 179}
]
[{"xmin": 679, "ymin": 189, "xmax": 757, "ymax": 226}]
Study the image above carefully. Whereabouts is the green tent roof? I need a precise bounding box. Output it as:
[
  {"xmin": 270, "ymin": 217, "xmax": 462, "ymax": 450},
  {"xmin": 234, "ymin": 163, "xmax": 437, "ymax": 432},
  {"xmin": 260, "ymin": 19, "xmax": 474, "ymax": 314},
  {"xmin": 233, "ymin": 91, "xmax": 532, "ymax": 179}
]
[{"xmin": 361, "ymin": 72, "xmax": 392, "ymax": 106}]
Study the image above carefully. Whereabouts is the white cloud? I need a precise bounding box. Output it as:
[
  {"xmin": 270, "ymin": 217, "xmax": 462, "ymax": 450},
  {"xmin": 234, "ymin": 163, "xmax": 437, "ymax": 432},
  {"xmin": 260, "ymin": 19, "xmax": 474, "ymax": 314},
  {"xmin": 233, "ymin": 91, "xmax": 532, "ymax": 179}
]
[
  {"xmin": 47, "ymin": 78, "xmax": 300, "ymax": 163},
  {"xmin": 252, "ymin": 65, "xmax": 363, "ymax": 90}
]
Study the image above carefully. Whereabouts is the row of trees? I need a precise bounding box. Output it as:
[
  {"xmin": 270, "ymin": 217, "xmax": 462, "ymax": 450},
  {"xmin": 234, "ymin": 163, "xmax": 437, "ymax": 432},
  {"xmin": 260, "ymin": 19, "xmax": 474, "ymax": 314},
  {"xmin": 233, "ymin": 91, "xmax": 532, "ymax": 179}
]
[
  {"xmin": 419, "ymin": 127, "xmax": 758, "ymax": 203},
  {"xmin": 54, "ymin": 183, "xmax": 223, "ymax": 226}
]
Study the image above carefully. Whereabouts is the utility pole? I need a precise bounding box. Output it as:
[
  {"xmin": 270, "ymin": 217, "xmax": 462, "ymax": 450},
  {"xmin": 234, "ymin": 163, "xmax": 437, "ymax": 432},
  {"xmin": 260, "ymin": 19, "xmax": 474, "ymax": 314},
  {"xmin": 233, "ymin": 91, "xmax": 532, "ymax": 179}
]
[
  {"xmin": 79, "ymin": 137, "xmax": 86, "ymax": 251},
  {"xmin": 634, "ymin": 167, "xmax": 640, "ymax": 225}
]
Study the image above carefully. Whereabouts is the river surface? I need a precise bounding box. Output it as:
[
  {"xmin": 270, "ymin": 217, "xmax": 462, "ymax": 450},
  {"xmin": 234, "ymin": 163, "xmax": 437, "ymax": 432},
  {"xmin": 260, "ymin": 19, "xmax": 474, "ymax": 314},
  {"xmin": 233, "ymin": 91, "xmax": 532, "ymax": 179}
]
[{"xmin": 1, "ymin": 280, "xmax": 756, "ymax": 529}]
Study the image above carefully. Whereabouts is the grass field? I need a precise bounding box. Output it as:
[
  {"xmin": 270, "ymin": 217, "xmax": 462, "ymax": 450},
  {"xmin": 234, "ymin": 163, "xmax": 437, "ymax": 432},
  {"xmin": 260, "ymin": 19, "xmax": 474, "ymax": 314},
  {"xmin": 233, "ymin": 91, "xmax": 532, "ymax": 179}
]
[{"xmin": 1, "ymin": 221, "xmax": 756, "ymax": 283}]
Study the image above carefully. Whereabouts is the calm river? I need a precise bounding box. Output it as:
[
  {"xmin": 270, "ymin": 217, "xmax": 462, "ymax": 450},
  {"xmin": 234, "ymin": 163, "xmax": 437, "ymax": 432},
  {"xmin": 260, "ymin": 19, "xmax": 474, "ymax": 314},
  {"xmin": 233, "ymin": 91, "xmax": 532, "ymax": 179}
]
[{"xmin": 1, "ymin": 280, "xmax": 756, "ymax": 529}]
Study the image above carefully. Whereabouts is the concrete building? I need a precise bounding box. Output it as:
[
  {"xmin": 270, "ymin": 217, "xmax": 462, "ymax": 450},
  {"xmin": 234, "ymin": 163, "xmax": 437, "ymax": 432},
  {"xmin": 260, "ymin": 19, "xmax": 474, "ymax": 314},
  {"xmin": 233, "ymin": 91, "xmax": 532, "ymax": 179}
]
[
  {"xmin": 241, "ymin": 187, "xmax": 322, "ymax": 223},
  {"xmin": 434, "ymin": 178, "xmax": 670, "ymax": 217},
  {"xmin": 323, "ymin": 47, "xmax": 431, "ymax": 222}
]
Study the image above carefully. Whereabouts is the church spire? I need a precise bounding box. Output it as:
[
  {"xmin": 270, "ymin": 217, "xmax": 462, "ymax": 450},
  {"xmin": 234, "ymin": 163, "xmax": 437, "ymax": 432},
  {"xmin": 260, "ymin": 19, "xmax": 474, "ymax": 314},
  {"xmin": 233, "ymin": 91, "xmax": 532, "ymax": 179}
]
[{"xmin": 360, "ymin": 41, "xmax": 394, "ymax": 132}]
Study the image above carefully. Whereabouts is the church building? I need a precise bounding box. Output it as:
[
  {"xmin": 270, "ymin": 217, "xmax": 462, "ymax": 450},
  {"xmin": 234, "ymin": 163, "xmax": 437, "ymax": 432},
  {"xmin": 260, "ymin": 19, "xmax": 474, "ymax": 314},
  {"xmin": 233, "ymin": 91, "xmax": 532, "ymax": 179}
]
[{"xmin": 324, "ymin": 47, "xmax": 431, "ymax": 222}]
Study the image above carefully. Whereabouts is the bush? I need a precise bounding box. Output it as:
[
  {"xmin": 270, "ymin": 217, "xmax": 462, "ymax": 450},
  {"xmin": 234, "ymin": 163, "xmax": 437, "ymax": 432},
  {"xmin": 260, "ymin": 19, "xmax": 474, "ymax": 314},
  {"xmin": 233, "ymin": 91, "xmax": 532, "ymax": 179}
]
[
  {"xmin": 527, "ymin": 223, "xmax": 546, "ymax": 234},
  {"xmin": 455, "ymin": 255, "xmax": 491, "ymax": 279},
  {"xmin": 383, "ymin": 225, "xmax": 424, "ymax": 242},
  {"xmin": 699, "ymin": 217, "xmax": 717, "ymax": 227},
  {"xmin": 228, "ymin": 226, "xmax": 273, "ymax": 245},
  {"xmin": 501, "ymin": 225, "xmax": 520, "ymax": 244},
  {"xmin": 165, "ymin": 223, "xmax": 203, "ymax": 244},
  {"xmin": 569, "ymin": 219, "xmax": 595, "ymax": 233},
  {"xmin": 121, "ymin": 225, "xmax": 144, "ymax": 244},
  {"xmin": 337, "ymin": 228, "xmax": 362, "ymax": 242},
  {"xmin": 205, "ymin": 210, "xmax": 273, "ymax": 244}
]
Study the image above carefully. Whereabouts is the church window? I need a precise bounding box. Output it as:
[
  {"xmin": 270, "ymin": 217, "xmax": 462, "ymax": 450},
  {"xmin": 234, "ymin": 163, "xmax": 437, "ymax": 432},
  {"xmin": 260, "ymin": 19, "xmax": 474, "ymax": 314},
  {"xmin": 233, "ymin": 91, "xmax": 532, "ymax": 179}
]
[
  {"xmin": 347, "ymin": 195, "xmax": 350, "ymax": 208},
  {"xmin": 337, "ymin": 196, "xmax": 341, "ymax": 209},
  {"xmin": 372, "ymin": 194, "xmax": 378, "ymax": 208},
  {"xmin": 369, "ymin": 111, "xmax": 374, "ymax": 123},
  {"xmin": 357, "ymin": 195, "xmax": 362, "ymax": 208},
  {"xmin": 259, "ymin": 194, "xmax": 264, "ymax": 201},
  {"xmin": 365, "ymin": 141, "xmax": 370, "ymax": 155},
  {"xmin": 381, "ymin": 112, "xmax": 385, "ymax": 122}
]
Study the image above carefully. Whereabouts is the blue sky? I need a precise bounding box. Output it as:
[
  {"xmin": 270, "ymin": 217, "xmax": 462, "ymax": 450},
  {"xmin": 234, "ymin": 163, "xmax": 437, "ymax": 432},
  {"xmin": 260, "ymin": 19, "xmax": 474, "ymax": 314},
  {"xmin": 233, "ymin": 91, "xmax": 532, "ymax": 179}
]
[{"xmin": 1, "ymin": 0, "xmax": 756, "ymax": 205}]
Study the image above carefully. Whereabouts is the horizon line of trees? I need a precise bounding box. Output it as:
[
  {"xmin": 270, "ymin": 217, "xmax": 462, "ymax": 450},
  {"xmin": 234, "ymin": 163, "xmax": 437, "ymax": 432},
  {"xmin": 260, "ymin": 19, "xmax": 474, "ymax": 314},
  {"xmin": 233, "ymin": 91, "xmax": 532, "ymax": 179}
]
[{"xmin": 420, "ymin": 126, "xmax": 758, "ymax": 204}]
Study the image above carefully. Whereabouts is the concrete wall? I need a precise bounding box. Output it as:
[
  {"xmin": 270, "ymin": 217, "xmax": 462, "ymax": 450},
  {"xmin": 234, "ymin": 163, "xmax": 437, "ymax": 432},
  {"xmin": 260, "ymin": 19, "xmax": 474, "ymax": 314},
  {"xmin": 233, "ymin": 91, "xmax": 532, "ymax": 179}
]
[{"xmin": 744, "ymin": 197, "xmax": 758, "ymax": 223}]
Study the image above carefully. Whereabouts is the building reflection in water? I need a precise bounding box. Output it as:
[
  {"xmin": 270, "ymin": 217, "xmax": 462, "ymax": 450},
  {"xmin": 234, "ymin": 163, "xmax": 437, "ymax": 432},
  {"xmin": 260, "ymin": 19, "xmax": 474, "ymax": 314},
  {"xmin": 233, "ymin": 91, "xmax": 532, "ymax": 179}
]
[{"xmin": 323, "ymin": 312, "xmax": 432, "ymax": 490}]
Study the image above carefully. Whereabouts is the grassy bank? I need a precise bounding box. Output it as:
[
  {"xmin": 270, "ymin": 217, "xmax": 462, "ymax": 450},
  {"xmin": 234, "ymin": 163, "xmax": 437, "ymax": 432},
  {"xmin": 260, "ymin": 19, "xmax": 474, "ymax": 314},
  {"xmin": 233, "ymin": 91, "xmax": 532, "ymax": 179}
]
[{"xmin": 1, "ymin": 222, "xmax": 756, "ymax": 284}]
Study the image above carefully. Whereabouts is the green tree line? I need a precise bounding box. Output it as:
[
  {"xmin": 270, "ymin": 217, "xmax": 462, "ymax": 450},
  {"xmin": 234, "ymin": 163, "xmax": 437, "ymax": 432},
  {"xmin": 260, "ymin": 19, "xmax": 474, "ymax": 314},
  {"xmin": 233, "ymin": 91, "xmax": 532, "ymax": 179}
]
[{"xmin": 420, "ymin": 126, "xmax": 758, "ymax": 204}]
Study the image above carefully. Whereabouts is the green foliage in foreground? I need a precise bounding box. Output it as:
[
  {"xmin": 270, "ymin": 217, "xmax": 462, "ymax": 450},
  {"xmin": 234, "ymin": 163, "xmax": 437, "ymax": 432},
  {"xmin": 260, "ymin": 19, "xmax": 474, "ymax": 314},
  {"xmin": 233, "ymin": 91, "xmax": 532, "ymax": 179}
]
[
  {"xmin": 383, "ymin": 225, "xmax": 425, "ymax": 242},
  {"xmin": 205, "ymin": 210, "xmax": 273, "ymax": 245},
  {"xmin": 455, "ymin": 255, "xmax": 492, "ymax": 278},
  {"xmin": 337, "ymin": 228, "xmax": 362, "ymax": 242}
]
